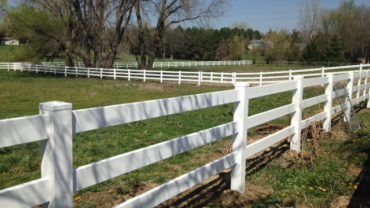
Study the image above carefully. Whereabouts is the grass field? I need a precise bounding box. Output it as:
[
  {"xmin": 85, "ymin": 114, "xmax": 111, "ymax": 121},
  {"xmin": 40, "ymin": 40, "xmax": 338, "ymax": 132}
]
[{"xmin": 0, "ymin": 69, "xmax": 369, "ymax": 207}]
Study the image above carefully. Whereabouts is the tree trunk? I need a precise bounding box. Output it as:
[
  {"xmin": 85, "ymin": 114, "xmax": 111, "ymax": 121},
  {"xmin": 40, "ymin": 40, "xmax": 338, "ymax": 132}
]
[{"xmin": 135, "ymin": 0, "xmax": 147, "ymax": 69}]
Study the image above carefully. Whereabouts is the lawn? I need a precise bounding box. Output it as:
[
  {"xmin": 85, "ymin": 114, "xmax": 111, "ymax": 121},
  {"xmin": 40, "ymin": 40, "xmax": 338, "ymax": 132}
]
[
  {"xmin": 210, "ymin": 109, "xmax": 370, "ymax": 208},
  {"xmin": 1, "ymin": 69, "xmax": 364, "ymax": 207}
]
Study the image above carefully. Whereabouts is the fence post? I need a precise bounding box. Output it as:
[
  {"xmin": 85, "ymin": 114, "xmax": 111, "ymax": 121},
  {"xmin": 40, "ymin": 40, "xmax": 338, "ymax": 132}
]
[
  {"xmin": 289, "ymin": 69, "xmax": 292, "ymax": 81},
  {"xmin": 345, "ymin": 71, "xmax": 354, "ymax": 122},
  {"xmin": 39, "ymin": 101, "xmax": 73, "ymax": 207},
  {"xmin": 290, "ymin": 76, "xmax": 303, "ymax": 152},
  {"xmin": 367, "ymin": 70, "xmax": 370, "ymax": 108},
  {"xmin": 324, "ymin": 74, "xmax": 334, "ymax": 132},
  {"xmin": 128, "ymin": 69, "xmax": 131, "ymax": 81},
  {"xmin": 75, "ymin": 66, "xmax": 78, "ymax": 77},
  {"xmin": 221, "ymin": 72, "xmax": 224, "ymax": 84},
  {"xmin": 320, "ymin": 67, "xmax": 326, "ymax": 87},
  {"xmin": 232, "ymin": 72, "xmax": 237, "ymax": 84},
  {"xmin": 64, "ymin": 66, "xmax": 67, "ymax": 77},
  {"xmin": 363, "ymin": 70, "xmax": 369, "ymax": 101},
  {"xmin": 178, "ymin": 71, "xmax": 181, "ymax": 84},
  {"xmin": 100, "ymin": 68, "xmax": 103, "ymax": 79},
  {"xmin": 259, "ymin": 72, "xmax": 263, "ymax": 86},
  {"xmin": 231, "ymin": 83, "xmax": 249, "ymax": 193},
  {"xmin": 36, "ymin": 65, "xmax": 39, "ymax": 74},
  {"xmin": 210, "ymin": 72, "xmax": 214, "ymax": 82},
  {"xmin": 87, "ymin": 68, "xmax": 90, "ymax": 78},
  {"xmin": 113, "ymin": 68, "xmax": 117, "ymax": 80},
  {"xmin": 356, "ymin": 64, "xmax": 363, "ymax": 98},
  {"xmin": 143, "ymin": 69, "xmax": 146, "ymax": 82},
  {"xmin": 198, "ymin": 71, "xmax": 202, "ymax": 86},
  {"xmin": 7, "ymin": 62, "xmax": 10, "ymax": 71}
]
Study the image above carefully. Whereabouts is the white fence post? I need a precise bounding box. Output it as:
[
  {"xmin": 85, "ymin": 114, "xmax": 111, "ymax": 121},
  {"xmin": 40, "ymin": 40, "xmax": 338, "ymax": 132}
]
[
  {"xmin": 160, "ymin": 70, "xmax": 163, "ymax": 83},
  {"xmin": 100, "ymin": 68, "xmax": 103, "ymax": 79},
  {"xmin": 345, "ymin": 71, "xmax": 354, "ymax": 122},
  {"xmin": 35, "ymin": 65, "xmax": 38, "ymax": 74},
  {"xmin": 128, "ymin": 69, "xmax": 131, "ymax": 81},
  {"xmin": 143, "ymin": 69, "xmax": 146, "ymax": 82},
  {"xmin": 363, "ymin": 70, "xmax": 369, "ymax": 103},
  {"xmin": 289, "ymin": 69, "xmax": 292, "ymax": 81},
  {"xmin": 198, "ymin": 71, "xmax": 202, "ymax": 86},
  {"xmin": 113, "ymin": 68, "xmax": 117, "ymax": 80},
  {"xmin": 7, "ymin": 62, "xmax": 10, "ymax": 71},
  {"xmin": 87, "ymin": 68, "xmax": 90, "ymax": 78},
  {"xmin": 178, "ymin": 71, "xmax": 181, "ymax": 84},
  {"xmin": 321, "ymin": 67, "xmax": 325, "ymax": 78},
  {"xmin": 210, "ymin": 72, "xmax": 214, "ymax": 82},
  {"xmin": 356, "ymin": 64, "xmax": 363, "ymax": 98},
  {"xmin": 64, "ymin": 66, "xmax": 67, "ymax": 77},
  {"xmin": 232, "ymin": 72, "xmax": 237, "ymax": 84},
  {"xmin": 231, "ymin": 83, "xmax": 249, "ymax": 193},
  {"xmin": 39, "ymin": 101, "xmax": 73, "ymax": 207},
  {"xmin": 290, "ymin": 76, "xmax": 303, "ymax": 152},
  {"xmin": 75, "ymin": 66, "xmax": 78, "ymax": 77},
  {"xmin": 221, "ymin": 72, "xmax": 224, "ymax": 84},
  {"xmin": 367, "ymin": 70, "xmax": 370, "ymax": 108},
  {"xmin": 324, "ymin": 74, "xmax": 334, "ymax": 132},
  {"xmin": 259, "ymin": 72, "xmax": 263, "ymax": 86}
]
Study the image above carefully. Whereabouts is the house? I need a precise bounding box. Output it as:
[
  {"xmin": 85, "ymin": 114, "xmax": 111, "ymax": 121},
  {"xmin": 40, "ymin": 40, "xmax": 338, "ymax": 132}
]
[
  {"xmin": 1, "ymin": 37, "xmax": 20, "ymax": 46},
  {"xmin": 248, "ymin": 39, "xmax": 265, "ymax": 50}
]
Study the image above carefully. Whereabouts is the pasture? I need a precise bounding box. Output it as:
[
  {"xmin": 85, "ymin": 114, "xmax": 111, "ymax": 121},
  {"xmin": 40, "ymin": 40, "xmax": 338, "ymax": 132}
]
[{"xmin": 0, "ymin": 68, "xmax": 369, "ymax": 207}]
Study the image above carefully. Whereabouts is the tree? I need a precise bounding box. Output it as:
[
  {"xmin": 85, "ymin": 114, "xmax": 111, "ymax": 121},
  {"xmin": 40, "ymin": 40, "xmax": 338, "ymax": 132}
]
[
  {"xmin": 215, "ymin": 39, "xmax": 229, "ymax": 60},
  {"xmin": 264, "ymin": 30, "xmax": 292, "ymax": 63},
  {"xmin": 29, "ymin": 0, "xmax": 135, "ymax": 67},
  {"xmin": 326, "ymin": 35, "xmax": 344, "ymax": 62},
  {"xmin": 228, "ymin": 35, "xmax": 246, "ymax": 60},
  {"xmin": 4, "ymin": 5, "xmax": 62, "ymax": 62},
  {"xmin": 135, "ymin": 0, "xmax": 227, "ymax": 69},
  {"xmin": 299, "ymin": 0, "xmax": 322, "ymax": 44}
]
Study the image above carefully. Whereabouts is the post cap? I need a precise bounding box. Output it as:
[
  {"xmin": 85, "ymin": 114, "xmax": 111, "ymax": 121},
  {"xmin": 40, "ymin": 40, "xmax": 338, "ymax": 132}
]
[
  {"xmin": 39, "ymin": 101, "xmax": 72, "ymax": 111},
  {"xmin": 234, "ymin": 82, "xmax": 250, "ymax": 87}
]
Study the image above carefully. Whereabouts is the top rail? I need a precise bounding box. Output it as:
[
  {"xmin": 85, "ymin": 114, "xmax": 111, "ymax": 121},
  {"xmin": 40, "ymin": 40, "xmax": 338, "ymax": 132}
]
[{"xmin": 73, "ymin": 89, "xmax": 238, "ymax": 133}]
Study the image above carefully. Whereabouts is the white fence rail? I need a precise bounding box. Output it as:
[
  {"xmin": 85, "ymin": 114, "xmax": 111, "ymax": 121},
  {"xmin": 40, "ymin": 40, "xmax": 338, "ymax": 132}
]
[
  {"xmin": 1, "ymin": 70, "xmax": 370, "ymax": 207},
  {"xmin": 36, "ymin": 60, "xmax": 253, "ymax": 69},
  {"xmin": 3, "ymin": 62, "xmax": 370, "ymax": 86}
]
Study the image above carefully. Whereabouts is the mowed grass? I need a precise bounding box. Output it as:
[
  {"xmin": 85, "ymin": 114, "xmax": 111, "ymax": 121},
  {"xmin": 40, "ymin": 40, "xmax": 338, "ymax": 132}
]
[{"xmin": 0, "ymin": 69, "xmax": 327, "ymax": 207}]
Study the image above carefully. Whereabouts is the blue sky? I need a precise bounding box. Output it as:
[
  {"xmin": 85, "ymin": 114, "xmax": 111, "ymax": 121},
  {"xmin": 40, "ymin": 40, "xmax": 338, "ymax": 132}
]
[{"xmin": 215, "ymin": 0, "xmax": 370, "ymax": 32}]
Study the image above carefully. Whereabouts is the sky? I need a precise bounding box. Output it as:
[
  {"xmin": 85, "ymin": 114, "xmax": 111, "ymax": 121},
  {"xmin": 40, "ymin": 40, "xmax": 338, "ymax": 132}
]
[{"xmin": 215, "ymin": 0, "xmax": 370, "ymax": 32}]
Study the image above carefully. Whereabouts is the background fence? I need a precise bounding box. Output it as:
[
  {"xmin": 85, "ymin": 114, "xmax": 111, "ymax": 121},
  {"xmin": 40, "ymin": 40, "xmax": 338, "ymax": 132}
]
[
  {"xmin": 35, "ymin": 60, "xmax": 253, "ymax": 69},
  {"xmin": 2, "ymin": 62, "xmax": 370, "ymax": 86},
  {"xmin": 0, "ymin": 69, "xmax": 369, "ymax": 207}
]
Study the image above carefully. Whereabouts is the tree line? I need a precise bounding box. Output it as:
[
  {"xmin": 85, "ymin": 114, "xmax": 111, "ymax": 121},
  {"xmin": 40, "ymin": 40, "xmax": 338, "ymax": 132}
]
[{"xmin": 0, "ymin": 0, "xmax": 369, "ymax": 68}]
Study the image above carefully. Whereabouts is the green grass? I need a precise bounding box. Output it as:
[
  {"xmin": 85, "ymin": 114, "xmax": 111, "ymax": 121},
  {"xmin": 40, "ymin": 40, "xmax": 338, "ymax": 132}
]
[
  {"xmin": 220, "ymin": 110, "xmax": 370, "ymax": 208},
  {"xmin": 0, "ymin": 69, "xmax": 327, "ymax": 207}
]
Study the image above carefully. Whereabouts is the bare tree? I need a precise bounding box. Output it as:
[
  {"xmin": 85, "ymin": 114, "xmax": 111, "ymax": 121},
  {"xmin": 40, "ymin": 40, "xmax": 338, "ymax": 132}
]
[
  {"xmin": 299, "ymin": 0, "xmax": 322, "ymax": 44},
  {"xmin": 33, "ymin": 0, "xmax": 135, "ymax": 67},
  {"xmin": 135, "ymin": 0, "xmax": 227, "ymax": 69}
]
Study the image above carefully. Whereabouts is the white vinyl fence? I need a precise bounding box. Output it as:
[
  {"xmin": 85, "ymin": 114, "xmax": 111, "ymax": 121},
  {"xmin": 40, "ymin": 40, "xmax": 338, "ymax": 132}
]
[
  {"xmin": 3, "ymin": 62, "xmax": 370, "ymax": 86},
  {"xmin": 1, "ymin": 70, "xmax": 370, "ymax": 207},
  {"xmin": 38, "ymin": 60, "xmax": 253, "ymax": 69}
]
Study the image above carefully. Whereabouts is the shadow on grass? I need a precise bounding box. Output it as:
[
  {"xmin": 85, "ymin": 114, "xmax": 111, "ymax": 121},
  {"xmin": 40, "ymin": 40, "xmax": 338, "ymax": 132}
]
[
  {"xmin": 348, "ymin": 137, "xmax": 370, "ymax": 208},
  {"xmin": 158, "ymin": 142, "xmax": 289, "ymax": 208}
]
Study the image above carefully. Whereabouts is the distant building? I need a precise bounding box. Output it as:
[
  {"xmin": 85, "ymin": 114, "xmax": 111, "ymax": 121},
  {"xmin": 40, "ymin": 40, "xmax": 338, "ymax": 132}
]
[
  {"xmin": 1, "ymin": 38, "xmax": 20, "ymax": 46},
  {"xmin": 248, "ymin": 39, "xmax": 265, "ymax": 50}
]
